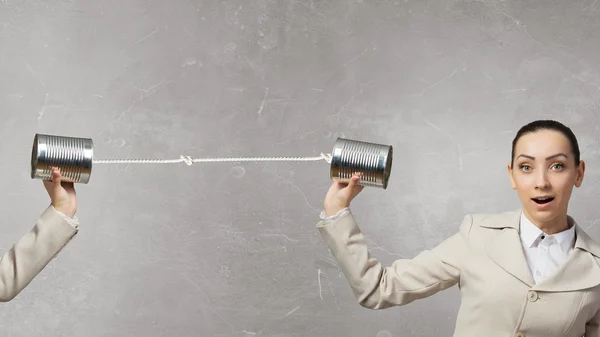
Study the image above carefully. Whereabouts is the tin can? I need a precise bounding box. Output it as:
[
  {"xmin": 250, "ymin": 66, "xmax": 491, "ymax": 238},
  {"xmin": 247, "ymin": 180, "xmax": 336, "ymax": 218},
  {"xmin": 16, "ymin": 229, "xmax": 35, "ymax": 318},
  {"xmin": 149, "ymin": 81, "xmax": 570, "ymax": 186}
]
[
  {"xmin": 330, "ymin": 137, "xmax": 393, "ymax": 189},
  {"xmin": 31, "ymin": 133, "xmax": 94, "ymax": 184}
]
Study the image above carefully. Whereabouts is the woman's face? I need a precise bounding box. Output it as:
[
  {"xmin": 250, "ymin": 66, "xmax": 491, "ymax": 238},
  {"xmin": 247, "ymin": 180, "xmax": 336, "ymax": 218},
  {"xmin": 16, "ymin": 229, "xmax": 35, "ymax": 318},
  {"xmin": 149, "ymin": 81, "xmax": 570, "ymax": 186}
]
[{"xmin": 508, "ymin": 129, "xmax": 585, "ymax": 229}]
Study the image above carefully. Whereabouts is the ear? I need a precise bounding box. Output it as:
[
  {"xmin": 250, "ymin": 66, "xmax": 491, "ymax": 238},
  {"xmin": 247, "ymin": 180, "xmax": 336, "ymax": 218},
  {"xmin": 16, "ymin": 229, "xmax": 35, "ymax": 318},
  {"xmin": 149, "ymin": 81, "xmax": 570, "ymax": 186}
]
[
  {"xmin": 575, "ymin": 160, "xmax": 585, "ymax": 188},
  {"xmin": 507, "ymin": 163, "xmax": 516, "ymax": 190}
]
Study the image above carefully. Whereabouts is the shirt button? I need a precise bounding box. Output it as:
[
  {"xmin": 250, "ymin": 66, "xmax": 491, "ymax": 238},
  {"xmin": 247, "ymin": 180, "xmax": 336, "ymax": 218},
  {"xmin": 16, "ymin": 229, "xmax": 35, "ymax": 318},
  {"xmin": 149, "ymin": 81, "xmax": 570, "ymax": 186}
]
[{"xmin": 528, "ymin": 290, "xmax": 539, "ymax": 302}]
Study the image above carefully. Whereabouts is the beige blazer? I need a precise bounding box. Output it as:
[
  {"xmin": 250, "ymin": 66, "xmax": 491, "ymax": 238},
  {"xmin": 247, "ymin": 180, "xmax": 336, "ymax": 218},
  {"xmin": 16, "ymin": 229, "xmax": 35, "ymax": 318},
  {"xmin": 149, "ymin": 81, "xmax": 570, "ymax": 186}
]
[
  {"xmin": 317, "ymin": 209, "xmax": 600, "ymax": 337},
  {"xmin": 0, "ymin": 206, "xmax": 78, "ymax": 301}
]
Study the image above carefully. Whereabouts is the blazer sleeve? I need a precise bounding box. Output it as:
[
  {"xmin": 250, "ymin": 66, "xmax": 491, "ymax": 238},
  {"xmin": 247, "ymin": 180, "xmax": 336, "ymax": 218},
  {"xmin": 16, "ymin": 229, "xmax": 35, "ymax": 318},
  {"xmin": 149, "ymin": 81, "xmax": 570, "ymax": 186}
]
[
  {"xmin": 317, "ymin": 211, "xmax": 473, "ymax": 309},
  {"xmin": 0, "ymin": 205, "xmax": 79, "ymax": 302}
]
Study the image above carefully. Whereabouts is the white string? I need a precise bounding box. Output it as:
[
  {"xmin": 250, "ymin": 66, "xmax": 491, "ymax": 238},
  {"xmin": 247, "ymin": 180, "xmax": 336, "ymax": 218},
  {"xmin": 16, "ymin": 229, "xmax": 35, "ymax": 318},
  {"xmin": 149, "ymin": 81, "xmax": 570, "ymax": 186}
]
[{"xmin": 92, "ymin": 153, "xmax": 333, "ymax": 166}]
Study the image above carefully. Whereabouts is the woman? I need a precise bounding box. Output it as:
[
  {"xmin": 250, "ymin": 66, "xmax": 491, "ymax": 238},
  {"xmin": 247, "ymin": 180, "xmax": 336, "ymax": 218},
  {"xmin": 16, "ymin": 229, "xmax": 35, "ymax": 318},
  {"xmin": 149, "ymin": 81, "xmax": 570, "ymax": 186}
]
[
  {"xmin": 317, "ymin": 120, "xmax": 600, "ymax": 337},
  {"xmin": 0, "ymin": 167, "xmax": 79, "ymax": 302}
]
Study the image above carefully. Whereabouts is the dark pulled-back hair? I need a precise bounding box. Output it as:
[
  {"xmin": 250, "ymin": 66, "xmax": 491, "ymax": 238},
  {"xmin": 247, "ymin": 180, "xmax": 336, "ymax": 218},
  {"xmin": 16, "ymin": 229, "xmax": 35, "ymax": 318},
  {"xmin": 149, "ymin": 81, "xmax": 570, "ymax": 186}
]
[{"xmin": 511, "ymin": 120, "xmax": 581, "ymax": 167}]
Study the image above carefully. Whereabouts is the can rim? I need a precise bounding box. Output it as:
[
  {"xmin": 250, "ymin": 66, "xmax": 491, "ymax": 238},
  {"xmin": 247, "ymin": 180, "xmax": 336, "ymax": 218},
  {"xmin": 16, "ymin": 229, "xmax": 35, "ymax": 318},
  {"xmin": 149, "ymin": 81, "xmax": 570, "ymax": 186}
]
[
  {"xmin": 382, "ymin": 145, "xmax": 393, "ymax": 189},
  {"xmin": 30, "ymin": 133, "xmax": 41, "ymax": 179}
]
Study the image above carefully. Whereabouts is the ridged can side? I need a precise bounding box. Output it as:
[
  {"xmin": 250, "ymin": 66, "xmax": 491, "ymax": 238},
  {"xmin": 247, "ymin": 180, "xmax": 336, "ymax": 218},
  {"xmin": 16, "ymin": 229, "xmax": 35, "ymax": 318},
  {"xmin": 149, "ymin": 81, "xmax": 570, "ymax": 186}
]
[
  {"xmin": 330, "ymin": 138, "xmax": 392, "ymax": 189},
  {"xmin": 31, "ymin": 133, "xmax": 94, "ymax": 184}
]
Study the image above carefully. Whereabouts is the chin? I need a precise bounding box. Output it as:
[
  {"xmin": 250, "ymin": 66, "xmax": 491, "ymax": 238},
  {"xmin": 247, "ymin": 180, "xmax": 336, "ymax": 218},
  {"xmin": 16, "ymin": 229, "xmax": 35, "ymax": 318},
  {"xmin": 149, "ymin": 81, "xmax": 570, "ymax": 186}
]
[
  {"xmin": 524, "ymin": 206, "xmax": 564, "ymax": 223},
  {"xmin": 528, "ymin": 211, "xmax": 557, "ymax": 222}
]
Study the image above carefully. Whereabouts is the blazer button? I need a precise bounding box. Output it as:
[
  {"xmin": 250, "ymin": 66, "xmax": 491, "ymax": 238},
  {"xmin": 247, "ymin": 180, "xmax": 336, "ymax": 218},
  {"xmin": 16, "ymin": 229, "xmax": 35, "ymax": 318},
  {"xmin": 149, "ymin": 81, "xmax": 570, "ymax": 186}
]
[
  {"xmin": 514, "ymin": 333, "xmax": 525, "ymax": 337},
  {"xmin": 528, "ymin": 290, "xmax": 539, "ymax": 302}
]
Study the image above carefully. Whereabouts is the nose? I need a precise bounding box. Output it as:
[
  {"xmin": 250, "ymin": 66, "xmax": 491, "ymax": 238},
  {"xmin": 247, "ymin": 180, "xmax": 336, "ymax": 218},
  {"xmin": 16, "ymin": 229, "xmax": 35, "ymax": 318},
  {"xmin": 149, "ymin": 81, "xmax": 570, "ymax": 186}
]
[{"xmin": 535, "ymin": 170, "xmax": 550, "ymax": 189}]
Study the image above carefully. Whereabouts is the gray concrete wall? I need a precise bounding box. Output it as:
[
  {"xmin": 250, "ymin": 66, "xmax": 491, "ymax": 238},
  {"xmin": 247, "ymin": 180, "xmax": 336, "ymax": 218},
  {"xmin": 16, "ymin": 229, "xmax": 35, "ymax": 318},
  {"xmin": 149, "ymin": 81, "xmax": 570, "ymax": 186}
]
[{"xmin": 0, "ymin": 0, "xmax": 599, "ymax": 336}]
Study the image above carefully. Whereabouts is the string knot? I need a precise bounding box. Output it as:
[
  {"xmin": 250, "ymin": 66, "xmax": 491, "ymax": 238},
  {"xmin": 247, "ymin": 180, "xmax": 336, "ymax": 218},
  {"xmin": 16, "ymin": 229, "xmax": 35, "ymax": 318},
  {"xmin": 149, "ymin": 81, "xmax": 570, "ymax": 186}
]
[
  {"xmin": 180, "ymin": 155, "xmax": 193, "ymax": 166},
  {"xmin": 320, "ymin": 152, "xmax": 332, "ymax": 164}
]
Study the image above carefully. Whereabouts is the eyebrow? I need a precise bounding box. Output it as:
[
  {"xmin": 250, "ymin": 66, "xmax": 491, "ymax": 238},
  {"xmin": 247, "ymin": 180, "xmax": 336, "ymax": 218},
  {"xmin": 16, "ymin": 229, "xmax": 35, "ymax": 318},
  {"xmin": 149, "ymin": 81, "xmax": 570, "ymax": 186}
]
[{"xmin": 517, "ymin": 153, "xmax": 569, "ymax": 161}]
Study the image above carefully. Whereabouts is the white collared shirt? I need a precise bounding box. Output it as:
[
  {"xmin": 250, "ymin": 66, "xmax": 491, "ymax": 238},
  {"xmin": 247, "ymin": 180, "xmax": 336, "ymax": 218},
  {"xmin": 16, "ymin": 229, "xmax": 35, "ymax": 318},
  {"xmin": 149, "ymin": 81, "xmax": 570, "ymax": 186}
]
[{"xmin": 518, "ymin": 212, "xmax": 575, "ymax": 284}]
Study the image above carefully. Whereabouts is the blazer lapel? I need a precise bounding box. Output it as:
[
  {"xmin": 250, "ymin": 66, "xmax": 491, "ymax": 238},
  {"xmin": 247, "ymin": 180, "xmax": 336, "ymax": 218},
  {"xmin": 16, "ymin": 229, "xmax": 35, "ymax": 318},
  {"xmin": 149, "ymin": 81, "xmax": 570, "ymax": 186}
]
[
  {"xmin": 480, "ymin": 210, "xmax": 535, "ymax": 287},
  {"xmin": 534, "ymin": 223, "xmax": 600, "ymax": 292}
]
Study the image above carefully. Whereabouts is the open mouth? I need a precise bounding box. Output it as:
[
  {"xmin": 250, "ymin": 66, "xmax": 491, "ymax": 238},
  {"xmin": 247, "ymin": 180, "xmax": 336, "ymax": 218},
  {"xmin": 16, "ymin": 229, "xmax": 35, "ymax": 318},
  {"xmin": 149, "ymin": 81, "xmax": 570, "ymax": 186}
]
[{"xmin": 532, "ymin": 197, "xmax": 555, "ymax": 205}]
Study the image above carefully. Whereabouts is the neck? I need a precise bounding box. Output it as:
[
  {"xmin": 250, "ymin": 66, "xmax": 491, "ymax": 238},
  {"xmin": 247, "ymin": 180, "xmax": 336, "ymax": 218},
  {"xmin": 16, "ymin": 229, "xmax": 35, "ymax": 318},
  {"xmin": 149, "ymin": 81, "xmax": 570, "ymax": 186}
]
[{"xmin": 524, "ymin": 210, "xmax": 570, "ymax": 234}]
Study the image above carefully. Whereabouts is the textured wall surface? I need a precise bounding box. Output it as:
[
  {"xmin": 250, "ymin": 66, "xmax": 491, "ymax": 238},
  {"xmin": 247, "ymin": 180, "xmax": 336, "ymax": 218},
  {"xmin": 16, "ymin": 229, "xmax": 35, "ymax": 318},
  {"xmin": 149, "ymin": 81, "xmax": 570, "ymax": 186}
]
[{"xmin": 0, "ymin": 0, "xmax": 599, "ymax": 336}]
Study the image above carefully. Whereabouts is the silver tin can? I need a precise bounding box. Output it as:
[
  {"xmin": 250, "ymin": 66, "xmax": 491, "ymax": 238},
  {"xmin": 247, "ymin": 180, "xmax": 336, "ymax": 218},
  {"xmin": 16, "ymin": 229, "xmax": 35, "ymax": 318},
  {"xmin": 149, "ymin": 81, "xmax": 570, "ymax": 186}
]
[
  {"xmin": 31, "ymin": 133, "xmax": 94, "ymax": 184},
  {"xmin": 330, "ymin": 137, "xmax": 393, "ymax": 189}
]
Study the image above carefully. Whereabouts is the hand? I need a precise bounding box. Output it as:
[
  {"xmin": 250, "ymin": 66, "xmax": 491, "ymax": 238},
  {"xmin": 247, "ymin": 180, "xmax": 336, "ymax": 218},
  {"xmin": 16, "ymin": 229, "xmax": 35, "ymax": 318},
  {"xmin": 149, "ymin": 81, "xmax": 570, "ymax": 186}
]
[
  {"xmin": 43, "ymin": 167, "xmax": 77, "ymax": 218},
  {"xmin": 323, "ymin": 172, "xmax": 365, "ymax": 217}
]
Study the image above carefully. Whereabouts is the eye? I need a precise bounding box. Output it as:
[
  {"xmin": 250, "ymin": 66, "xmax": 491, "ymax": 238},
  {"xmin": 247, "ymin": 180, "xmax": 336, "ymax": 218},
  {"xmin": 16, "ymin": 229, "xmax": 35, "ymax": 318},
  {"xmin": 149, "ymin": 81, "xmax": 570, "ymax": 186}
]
[
  {"xmin": 519, "ymin": 164, "xmax": 532, "ymax": 172},
  {"xmin": 551, "ymin": 163, "xmax": 564, "ymax": 170}
]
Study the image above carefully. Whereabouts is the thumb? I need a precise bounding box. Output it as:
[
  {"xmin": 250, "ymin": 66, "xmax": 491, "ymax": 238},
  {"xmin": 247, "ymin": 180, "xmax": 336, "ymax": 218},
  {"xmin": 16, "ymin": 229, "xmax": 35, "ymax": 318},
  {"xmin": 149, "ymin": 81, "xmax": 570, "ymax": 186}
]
[
  {"xmin": 347, "ymin": 173, "xmax": 360, "ymax": 189},
  {"xmin": 51, "ymin": 168, "xmax": 63, "ymax": 190},
  {"xmin": 344, "ymin": 172, "xmax": 364, "ymax": 196}
]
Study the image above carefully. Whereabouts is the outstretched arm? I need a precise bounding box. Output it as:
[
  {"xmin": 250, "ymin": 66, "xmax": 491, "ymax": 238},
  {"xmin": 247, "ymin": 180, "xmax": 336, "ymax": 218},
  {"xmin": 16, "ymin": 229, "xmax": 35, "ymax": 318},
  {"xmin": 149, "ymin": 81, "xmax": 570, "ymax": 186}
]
[
  {"xmin": 317, "ymin": 211, "xmax": 473, "ymax": 309},
  {"xmin": 0, "ymin": 206, "xmax": 78, "ymax": 301},
  {"xmin": 0, "ymin": 167, "xmax": 79, "ymax": 302}
]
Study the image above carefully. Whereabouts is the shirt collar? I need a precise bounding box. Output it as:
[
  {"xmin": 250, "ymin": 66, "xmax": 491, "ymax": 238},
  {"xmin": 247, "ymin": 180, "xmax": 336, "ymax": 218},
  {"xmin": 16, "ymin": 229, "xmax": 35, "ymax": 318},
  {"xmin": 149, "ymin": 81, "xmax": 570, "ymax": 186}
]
[{"xmin": 519, "ymin": 211, "xmax": 575, "ymax": 251}]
